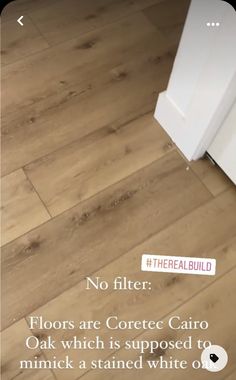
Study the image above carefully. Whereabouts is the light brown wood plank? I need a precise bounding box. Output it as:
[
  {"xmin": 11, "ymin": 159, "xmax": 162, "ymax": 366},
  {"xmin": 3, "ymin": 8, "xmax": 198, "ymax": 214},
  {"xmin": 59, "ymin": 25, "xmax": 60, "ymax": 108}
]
[
  {"xmin": 25, "ymin": 189, "xmax": 236, "ymax": 380},
  {"xmin": 1, "ymin": 151, "xmax": 211, "ymax": 329},
  {"xmin": 1, "ymin": 12, "xmax": 160, "ymax": 117},
  {"xmin": 224, "ymin": 370, "xmax": 236, "ymax": 380},
  {"xmin": 81, "ymin": 267, "xmax": 236, "ymax": 380},
  {"xmin": 1, "ymin": 15, "xmax": 49, "ymax": 66},
  {"xmin": 28, "ymin": 0, "xmax": 164, "ymax": 45},
  {"xmin": 1, "ymin": 169, "xmax": 50, "ymax": 246},
  {"xmin": 25, "ymin": 113, "xmax": 175, "ymax": 216},
  {"xmin": 1, "ymin": 319, "xmax": 55, "ymax": 380},
  {"xmin": 2, "ymin": 12, "xmax": 175, "ymax": 176},
  {"xmin": 190, "ymin": 156, "xmax": 234, "ymax": 196},
  {"xmin": 1, "ymin": 4, "xmax": 235, "ymax": 380},
  {"xmin": 3, "ymin": 8, "xmax": 173, "ymax": 114},
  {"xmin": 143, "ymin": 0, "xmax": 190, "ymax": 46}
]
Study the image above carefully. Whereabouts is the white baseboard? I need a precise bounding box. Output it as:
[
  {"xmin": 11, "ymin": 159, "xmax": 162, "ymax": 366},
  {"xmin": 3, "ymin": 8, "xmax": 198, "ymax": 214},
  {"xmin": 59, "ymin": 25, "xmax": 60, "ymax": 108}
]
[
  {"xmin": 154, "ymin": 92, "xmax": 195, "ymax": 161},
  {"xmin": 154, "ymin": 0, "xmax": 236, "ymax": 162}
]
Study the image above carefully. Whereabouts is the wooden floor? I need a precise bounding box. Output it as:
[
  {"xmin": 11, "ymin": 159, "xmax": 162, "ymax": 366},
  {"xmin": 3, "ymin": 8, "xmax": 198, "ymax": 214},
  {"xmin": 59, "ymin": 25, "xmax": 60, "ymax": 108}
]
[{"xmin": 1, "ymin": 0, "xmax": 236, "ymax": 379}]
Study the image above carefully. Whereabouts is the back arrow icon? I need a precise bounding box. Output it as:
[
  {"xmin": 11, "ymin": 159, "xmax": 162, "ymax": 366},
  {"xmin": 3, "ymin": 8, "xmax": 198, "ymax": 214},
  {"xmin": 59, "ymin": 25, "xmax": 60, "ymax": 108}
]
[{"xmin": 17, "ymin": 16, "xmax": 24, "ymax": 26}]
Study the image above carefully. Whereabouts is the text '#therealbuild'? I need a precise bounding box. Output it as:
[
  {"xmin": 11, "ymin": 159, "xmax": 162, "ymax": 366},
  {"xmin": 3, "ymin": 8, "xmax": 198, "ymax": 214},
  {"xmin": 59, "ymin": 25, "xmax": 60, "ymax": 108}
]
[{"xmin": 142, "ymin": 254, "xmax": 216, "ymax": 275}]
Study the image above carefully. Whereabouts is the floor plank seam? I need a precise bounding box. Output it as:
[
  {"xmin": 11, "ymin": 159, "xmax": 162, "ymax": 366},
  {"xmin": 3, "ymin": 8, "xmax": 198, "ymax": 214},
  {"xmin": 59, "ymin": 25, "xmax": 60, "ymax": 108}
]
[
  {"xmin": 2, "ymin": 1, "xmax": 235, "ymax": 379},
  {"xmin": 189, "ymin": 164, "xmax": 234, "ymax": 198},
  {"xmin": 2, "ymin": 192, "xmax": 214, "ymax": 332},
  {"xmin": 176, "ymin": 147, "xmax": 223, "ymax": 198},
  {"xmin": 28, "ymin": 13, "xmax": 51, "ymax": 48},
  {"xmin": 3, "ymin": 106, "xmax": 154, "ymax": 176},
  {"xmin": 24, "ymin": 315, "xmax": 58, "ymax": 380},
  {"xmin": 1, "ymin": 11, "xmax": 51, "ymax": 68},
  {"xmin": 188, "ymin": 166, "xmax": 215, "ymax": 198},
  {"xmin": 20, "ymin": 107, "xmax": 153, "ymax": 175},
  {"xmin": 23, "ymin": 168, "xmax": 53, "ymax": 219},
  {"xmin": 214, "ymin": 185, "xmax": 236, "ymax": 197},
  {"xmin": 2, "ymin": 147, "xmax": 203, "ymax": 249},
  {"xmin": 25, "ymin": 4, "xmax": 160, "ymax": 53},
  {"xmin": 2, "ymin": 7, "xmax": 151, "ymax": 67}
]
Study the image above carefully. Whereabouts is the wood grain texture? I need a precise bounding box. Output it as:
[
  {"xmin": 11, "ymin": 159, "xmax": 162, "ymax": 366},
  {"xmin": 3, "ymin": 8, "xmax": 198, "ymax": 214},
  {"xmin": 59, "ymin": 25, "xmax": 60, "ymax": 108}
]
[
  {"xmin": 1, "ymin": 169, "xmax": 50, "ymax": 246},
  {"xmin": 1, "ymin": 151, "xmax": 211, "ymax": 329},
  {"xmin": 28, "ymin": 0, "xmax": 163, "ymax": 45},
  {"xmin": 1, "ymin": 15, "xmax": 49, "ymax": 66},
  {"xmin": 143, "ymin": 0, "xmax": 191, "ymax": 46},
  {"xmin": 2, "ymin": 12, "xmax": 160, "ymax": 117},
  {"xmin": 224, "ymin": 370, "xmax": 236, "ymax": 380},
  {"xmin": 190, "ymin": 156, "xmax": 234, "ymax": 196},
  {"xmin": 2, "ymin": 12, "xmax": 175, "ymax": 176},
  {"xmin": 26, "ymin": 189, "xmax": 236, "ymax": 380},
  {"xmin": 81, "ymin": 267, "xmax": 236, "ymax": 380},
  {"xmin": 1, "ymin": 319, "xmax": 55, "ymax": 380},
  {"xmin": 25, "ymin": 113, "xmax": 175, "ymax": 216},
  {"xmin": 1, "ymin": 2, "xmax": 235, "ymax": 380}
]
